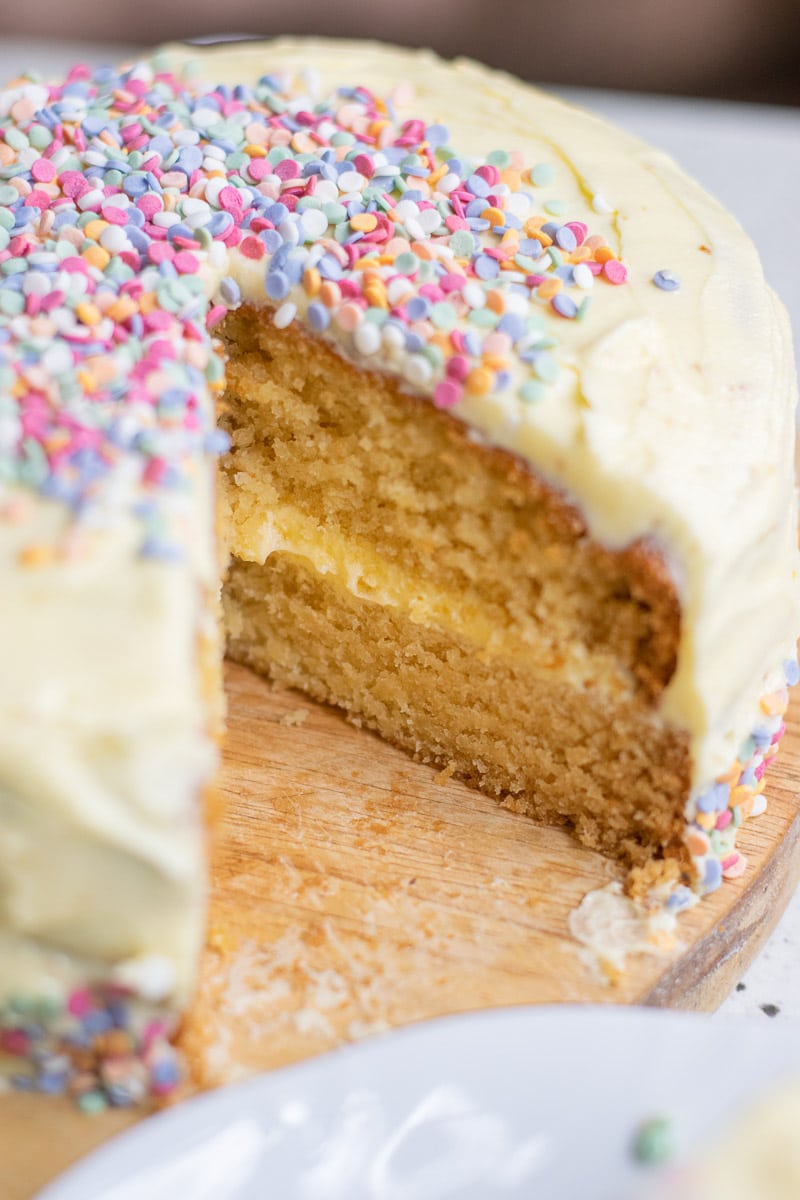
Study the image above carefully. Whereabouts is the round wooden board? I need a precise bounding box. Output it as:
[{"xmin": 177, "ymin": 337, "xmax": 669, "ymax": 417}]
[{"xmin": 4, "ymin": 659, "xmax": 800, "ymax": 1198}]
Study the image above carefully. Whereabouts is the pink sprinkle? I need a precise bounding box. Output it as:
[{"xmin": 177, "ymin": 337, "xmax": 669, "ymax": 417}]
[
  {"xmin": 67, "ymin": 988, "xmax": 94, "ymax": 1017},
  {"xmin": 771, "ymin": 721, "xmax": 786, "ymax": 745},
  {"xmin": 475, "ymin": 164, "xmax": 500, "ymax": 186},
  {"xmin": 754, "ymin": 760, "xmax": 766, "ymax": 781},
  {"xmin": 137, "ymin": 194, "xmax": 162, "ymax": 218},
  {"xmin": 439, "ymin": 273, "xmax": 466, "ymax": 293},
  {"xmin": 206, "ymin": 305, "xmax": 227, "ymax": 329},
  {"xmin": 603, "ymin": 260, "xmax": 628, "ymax": 285},
  {"xmin": 143, "ymin": 457, "xmax": 168, "ymax": 485},
  {"xmin": 239, "ymin": 235, "xmax": 266, "ymax": 260},
  {"xmin": 31, "ymin": 158, "xmax": 56, "ymax": 183},
  {"xmin": 101, "ymin": 204, "xmax": 129, "ymax": 226},
  {"xmin": 335, "ymin": 301, "xmax": 363, "ymax": 331},
  {"xmin": 60, "ymin": 256, "xmax": 90, "ymax": 275},
  {"xmin": 434, "ymin": 379, "xmax": 463, "ymax": 409},
  {"xmin": 446, "ymin": 354, "xmax": 470, "ymax": 382},
  {"xmin": 148, "ymin": 242, "xmax": 174, "ymax": 264},
  {"xmin": 25, "ymin": 190, "xmax": 51, "ymax": 210},
  {"xmin": 715, "ymin": 810, "xmax": 732, "ymax": 831},
  {"xmin": 1, "ymin": 1029, "xmax": 30, "ymax": 1056},
  {"xmin": 218, "ymin": 185, "xmax": 244, "ymax": 212},
  {"xmin": 564, "ymin": 221, "xmax": 588, "ymax": 245},
  {"xmin": 248, "ymin": 159, "xmax": 272, "ymax": 181},
  {"xmin": 722, "ymin": 853, "xmax": 747, "ymax": 879},
  {"xmin": 60, "ymin": 170, "xmax": 90, "ymax": 199},
  {"xmin": 274, "ymin": 158, "xmax": 300, "ymax": 181},
  {"xmin": 144, "ymin": 311, "xmax": 174, "ymax": 331},
  {"xmin": 445, "ymin": 215, "xmax": 468, "ymax": 233},
  {"xmin": 352, "ymin": 153, "xmax": 374, "ymax": 178},
  {"xmin": 173, "ymin": 251, "xmax": 199, "ymax": 274}
]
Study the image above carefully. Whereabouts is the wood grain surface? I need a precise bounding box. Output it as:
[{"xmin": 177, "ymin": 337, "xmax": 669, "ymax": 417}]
[{"xmin": 3, "ymin": 659, "xmax": 800, "ymax": 1199}]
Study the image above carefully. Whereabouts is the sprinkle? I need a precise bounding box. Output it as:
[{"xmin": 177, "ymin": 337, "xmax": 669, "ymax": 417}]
[
  {"xmin": 632, "ymin": 1117, "xmax": 676, "ymax": 1166},
  {"xmin": 653, "ymin": 269, "xmax": 681, "ymax": 292},
  {"xmin": 273, "ymin": 301, "xmax": 297, "ymax": 329}
]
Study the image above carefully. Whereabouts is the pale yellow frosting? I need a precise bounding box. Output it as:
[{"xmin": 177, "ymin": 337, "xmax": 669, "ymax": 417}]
[
  {"xmin": 0, "ymin": 39, "xmax": 797, "ymax": 1018},
  {"xmin": 163, "ymin": 37, "xmax": 800, "ymax": 787}
]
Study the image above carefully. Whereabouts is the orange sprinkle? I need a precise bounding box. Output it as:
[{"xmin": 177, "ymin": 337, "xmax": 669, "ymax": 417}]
[
  {"xmin": 350, "ymin": 212, "xmax": 378, "ymax": 233},
  {"xmin": 139, "ymin": 291, "xmax": 158, "ymax": 314},
  {"xmin": 18, "ymin": 544, "xmax": 54, "ymax": 568},
  {"xmin": 466, "ymin": 367, "xmax": 493, "ymax": 396},
  {"xmin": 107, "ymin": 297, "xmax": 138, "ymax": 323},
  {"xmin": 594, "ymin": 245, "xmax": 615, "ymax": 264},
  {"xmin": 0, "ymin": 144, "xmax": 15, "ymax": 166},
  {"xmin": 537, "ymin": 278, "xmax": 562, "ymax": 300},
  {"xmin": 319, "ymin": 281, "xmax": 341, "ymax": 308},
  {"xmin": 500, "ymin": 168, "xmax": 522, "ymax": 190},
  {"xmin": 584, "ymin": 234, "xmax": 606, "ymax": 250},
  {"xmin": 482, "ymin": 207, "xmax": 505, "ymax": 227},
  {"xmin": 82, "ymin": 219, "xmax": 109, "ymax": 243},
  {"xmin": 485, "ymin": 290, "xmax": 505, "ymax": 315},
  {"xmin": 364, "ymin": 283, "xmax": 388, "ymax": 309},
  {"xmin": 244, "ymin": 143, "xmax": 267, "ymax": 158},
  {"xmin": 303, "ymin": 267, "xmax": 322, "ymax": 297},
  {"xmin": 524, "ymin": 216, "xmax": 547, "ymax": 234},
  {"xmin": 75, "ymin": 302, "xmax": 101, "ymax": 327},
  {"xmin": 82, "ymin": 245, "xmax": 111, "ymax": 271}
]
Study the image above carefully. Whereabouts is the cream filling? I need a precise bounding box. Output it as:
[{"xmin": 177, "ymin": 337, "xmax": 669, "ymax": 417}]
[
  {"xmin": 225, "ymin": 495, "xmax": 636, "ymax": 695},
  {"xmin": 158, "ymin": 38, "xmax": 800, "ymax": 789}
]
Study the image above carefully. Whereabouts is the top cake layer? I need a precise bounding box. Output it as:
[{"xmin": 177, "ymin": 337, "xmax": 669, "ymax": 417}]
[{"xmin": 0, "ymin": 37, "xmax": 798, "ymax": 804}]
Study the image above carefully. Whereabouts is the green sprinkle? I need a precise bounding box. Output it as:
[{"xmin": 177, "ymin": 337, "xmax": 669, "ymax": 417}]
[
  {"xmin": 0, "ymin": 185, "xmax": 18, "ymax": 206},
  {"xmin": 520, "ymin": 380, "xmax": 546, "ymax": 403},
  {"xmin": 487, "ymin": 149, "xmax": 511, "ymax": 169},
  {"xmin": 394, "ymin": 251, "xmax": 419, "ymax": 275},
  {"xmin": 449, "ymin": 230, "xmax": 475, "ymax": 257},
  {"xmin": 468, "ymin": 307, "xmax": 499, "ymax": 328},
  {"xmin": 544, "ymin": 199, "xmax": 568, "ymax": 216},
  {"xmin": 0, "ymin": 291, "xmax": 24, "ymax": 316},
  {"xmin": 324, "ymin": 202, "xmax": 347, "ymax": 224},
  {"xmin": 430, "ymin": 301, "xmax": 456, "ymax": 331},
  {"xmin": 533, "ymin": 352, "xmax": 559, "ymax": 383},
  {"xmin": 632, "ymin": 1117, "xmax": 676, "ymax": 1166},
  {"xmin": 78, "ymin": 1090, "xmax": 109, "ymax": 1115},
  {"xmin": 1, "ymin": 258, "xmax": 27, "ymax": 276},
  {"xmin": 531, "ymin": 163, "xmax": 556, "ymax": 187},
  {"xmin": 5, "ymin": 128, "xmax": 29, "ymax": 152}
]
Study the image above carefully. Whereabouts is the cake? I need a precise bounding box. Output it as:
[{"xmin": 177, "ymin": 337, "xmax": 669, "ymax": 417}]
[{"xmin": 0, "ymin": 38, "xmax": 797, "ymax": 1108}]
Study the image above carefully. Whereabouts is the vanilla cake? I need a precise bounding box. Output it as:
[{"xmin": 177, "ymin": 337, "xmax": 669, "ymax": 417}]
[{"xmin": 0, "ymin": 39, "xmax": 797, "ymax": 1106}]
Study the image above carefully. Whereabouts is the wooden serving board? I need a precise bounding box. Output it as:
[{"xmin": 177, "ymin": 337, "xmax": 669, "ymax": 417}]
[{"xmin": 4, "ymin": 660, "xmax": 800, "ymax": 1198}]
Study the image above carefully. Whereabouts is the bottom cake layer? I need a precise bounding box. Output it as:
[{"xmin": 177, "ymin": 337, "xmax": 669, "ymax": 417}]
[{"xmin": 223, "ymin": 551, "xmax": 692, "ymax": 877}]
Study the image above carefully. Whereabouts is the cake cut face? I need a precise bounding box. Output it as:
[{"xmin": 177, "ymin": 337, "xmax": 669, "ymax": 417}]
[{"xmin": 0, "ymin": 39, "xmax": 798, "ymax": 1107}]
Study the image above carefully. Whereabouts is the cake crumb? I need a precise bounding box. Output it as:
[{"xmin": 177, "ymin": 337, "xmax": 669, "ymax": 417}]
[
  {"xmin": 280, "ymin": 708, "xmax": 309, "ymax": 727},
  {"xmin": 435, "ymin": 761, "xmax": 457, "ymax": 786}
]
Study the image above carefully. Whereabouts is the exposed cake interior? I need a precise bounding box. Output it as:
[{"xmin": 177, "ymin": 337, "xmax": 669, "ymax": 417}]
[{"xmin": 219, "ymin": 306, "xmax": 691, "ymax": 875}]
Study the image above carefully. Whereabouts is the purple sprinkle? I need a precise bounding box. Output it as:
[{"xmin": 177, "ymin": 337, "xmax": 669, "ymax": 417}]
[
  {"xmin": 474, "ymin": 254, "xmax": 499, "ymax": 281},
  {"xmin": 653, "ymin": 269, "xmax": 681, "ymax": 292},
  {"xmin": 551, "ymin": 294, "xmax": 578, "ymax": 319}
]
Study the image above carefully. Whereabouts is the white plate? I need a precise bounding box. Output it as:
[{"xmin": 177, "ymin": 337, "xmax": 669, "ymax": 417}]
[{"xmin": 38, "ymin": 1006, "xmax": 800, "ymax": 1200}]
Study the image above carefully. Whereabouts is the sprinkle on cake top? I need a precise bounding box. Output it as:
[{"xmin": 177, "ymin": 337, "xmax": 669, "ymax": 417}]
[{"xmin": 0, "ymin": 57, "xmax": 640, "ymax": 560}]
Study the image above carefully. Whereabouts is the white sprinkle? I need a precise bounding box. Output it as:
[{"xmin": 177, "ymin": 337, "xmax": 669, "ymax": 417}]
[
  {"xmin": 591, "ymin": 193, "xmax": 614, "ymax": 214},
  {"xmin": 417, "ymin": 208, "xmax": 442, "ymax": 235},
  {"xmin": 278, "ymin": 219, "xmax": 301, "ymax": 246},
  {"xmin": 353, "ymin": 323, "xmax": 381, "ymax": 356},
  {"xmin": 462, "ymin": 282, "xmax": 486, "ymax": 309},
  {"xmin": 381, "ymin": 323, "xmax": 406, "ymax": 351},
  {"xmin": 437, "ymin": 172, "xmax": 460, "ymax": 194},
  {"xmin": 573, "ymin": 263, "xmax": 594, "ymax": 290},
  {"xmin": 337, "ymin": 170, "xmax": 366, "ymax": 193},
  {"xmin": 100, "ymin": 226, "xmax": 130, "ymax": 253},
  {"xmin": 274, "ymin": 301, "xmax": 297, "ymax": 329},
  {"xmin": 299, "ymin": 208, "xmax": 329, "ymax": 240},
  {"xmin": 404, "ymin": 354, "xmax": 433, "ymax": 389},
  {"xmin": 394, "ymin": 199, "xmax": 420, "ymax": 223},
  {"xmin": 191, "ymin": 107, "xmax": 221, "ymax": 129},
  {"xmin": 386, "ymin": 277, "xmax": 414, "ymax": 305},
  {"xmin": 404, "ymin": 217, "xmax": 425, "ymax": 242}
]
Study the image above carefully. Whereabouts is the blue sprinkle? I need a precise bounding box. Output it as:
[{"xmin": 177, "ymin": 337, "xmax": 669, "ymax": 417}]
[
  {"xmin": 406, "ymin": 296, "xmax": 430, "ymax": 321},
  {"xmin": 261, "ymin": 228, "xmax": 283, "ymax": 254},
  {"xmin": 703, "ymin": 858, "xmax": 723, "ymax": 892},
  {"xmin": 307, "ymin": 301, "xmax": 330, "ymax": 332},
  {"xmin": 653, "ymin": 269, "xmax": 681, "ymax": 292},
  {"xmin": 784, "ymin": 658, "xmax": 800, "ymax": 687},
  {"xmin": 552, "ymin": 294, "xmax": 578, "ymax": 319},
  {"xmin": 555, "ymin": 226, "xmax": 577, "ymax": 252},
  {"xmin": 474, "ymin": 254, "xmax": 499, "ymax": 281},
  {"xmin": 497, "ymin": 313, "xmax": 526, "ymax": 342},
  {"xmin": 265, "ymin": 270, "xmax": 290, "ymax": 301},
  {"xmin": 696, "ymin": 782, "xmax": 730, "ymax": 814},
  {"xmin": 467, "ymin": 174, "xmax": 490, "ymax": 198}
]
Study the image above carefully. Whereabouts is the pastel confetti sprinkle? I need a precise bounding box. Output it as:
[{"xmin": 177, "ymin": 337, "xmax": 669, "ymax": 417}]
[
  {"xmin": 653, "ymin": 269, "xmax": 681, "ymax": 292},
  {"xmin": 0, "ymin": 59, "xmax": 632, "ymax": 568}
]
